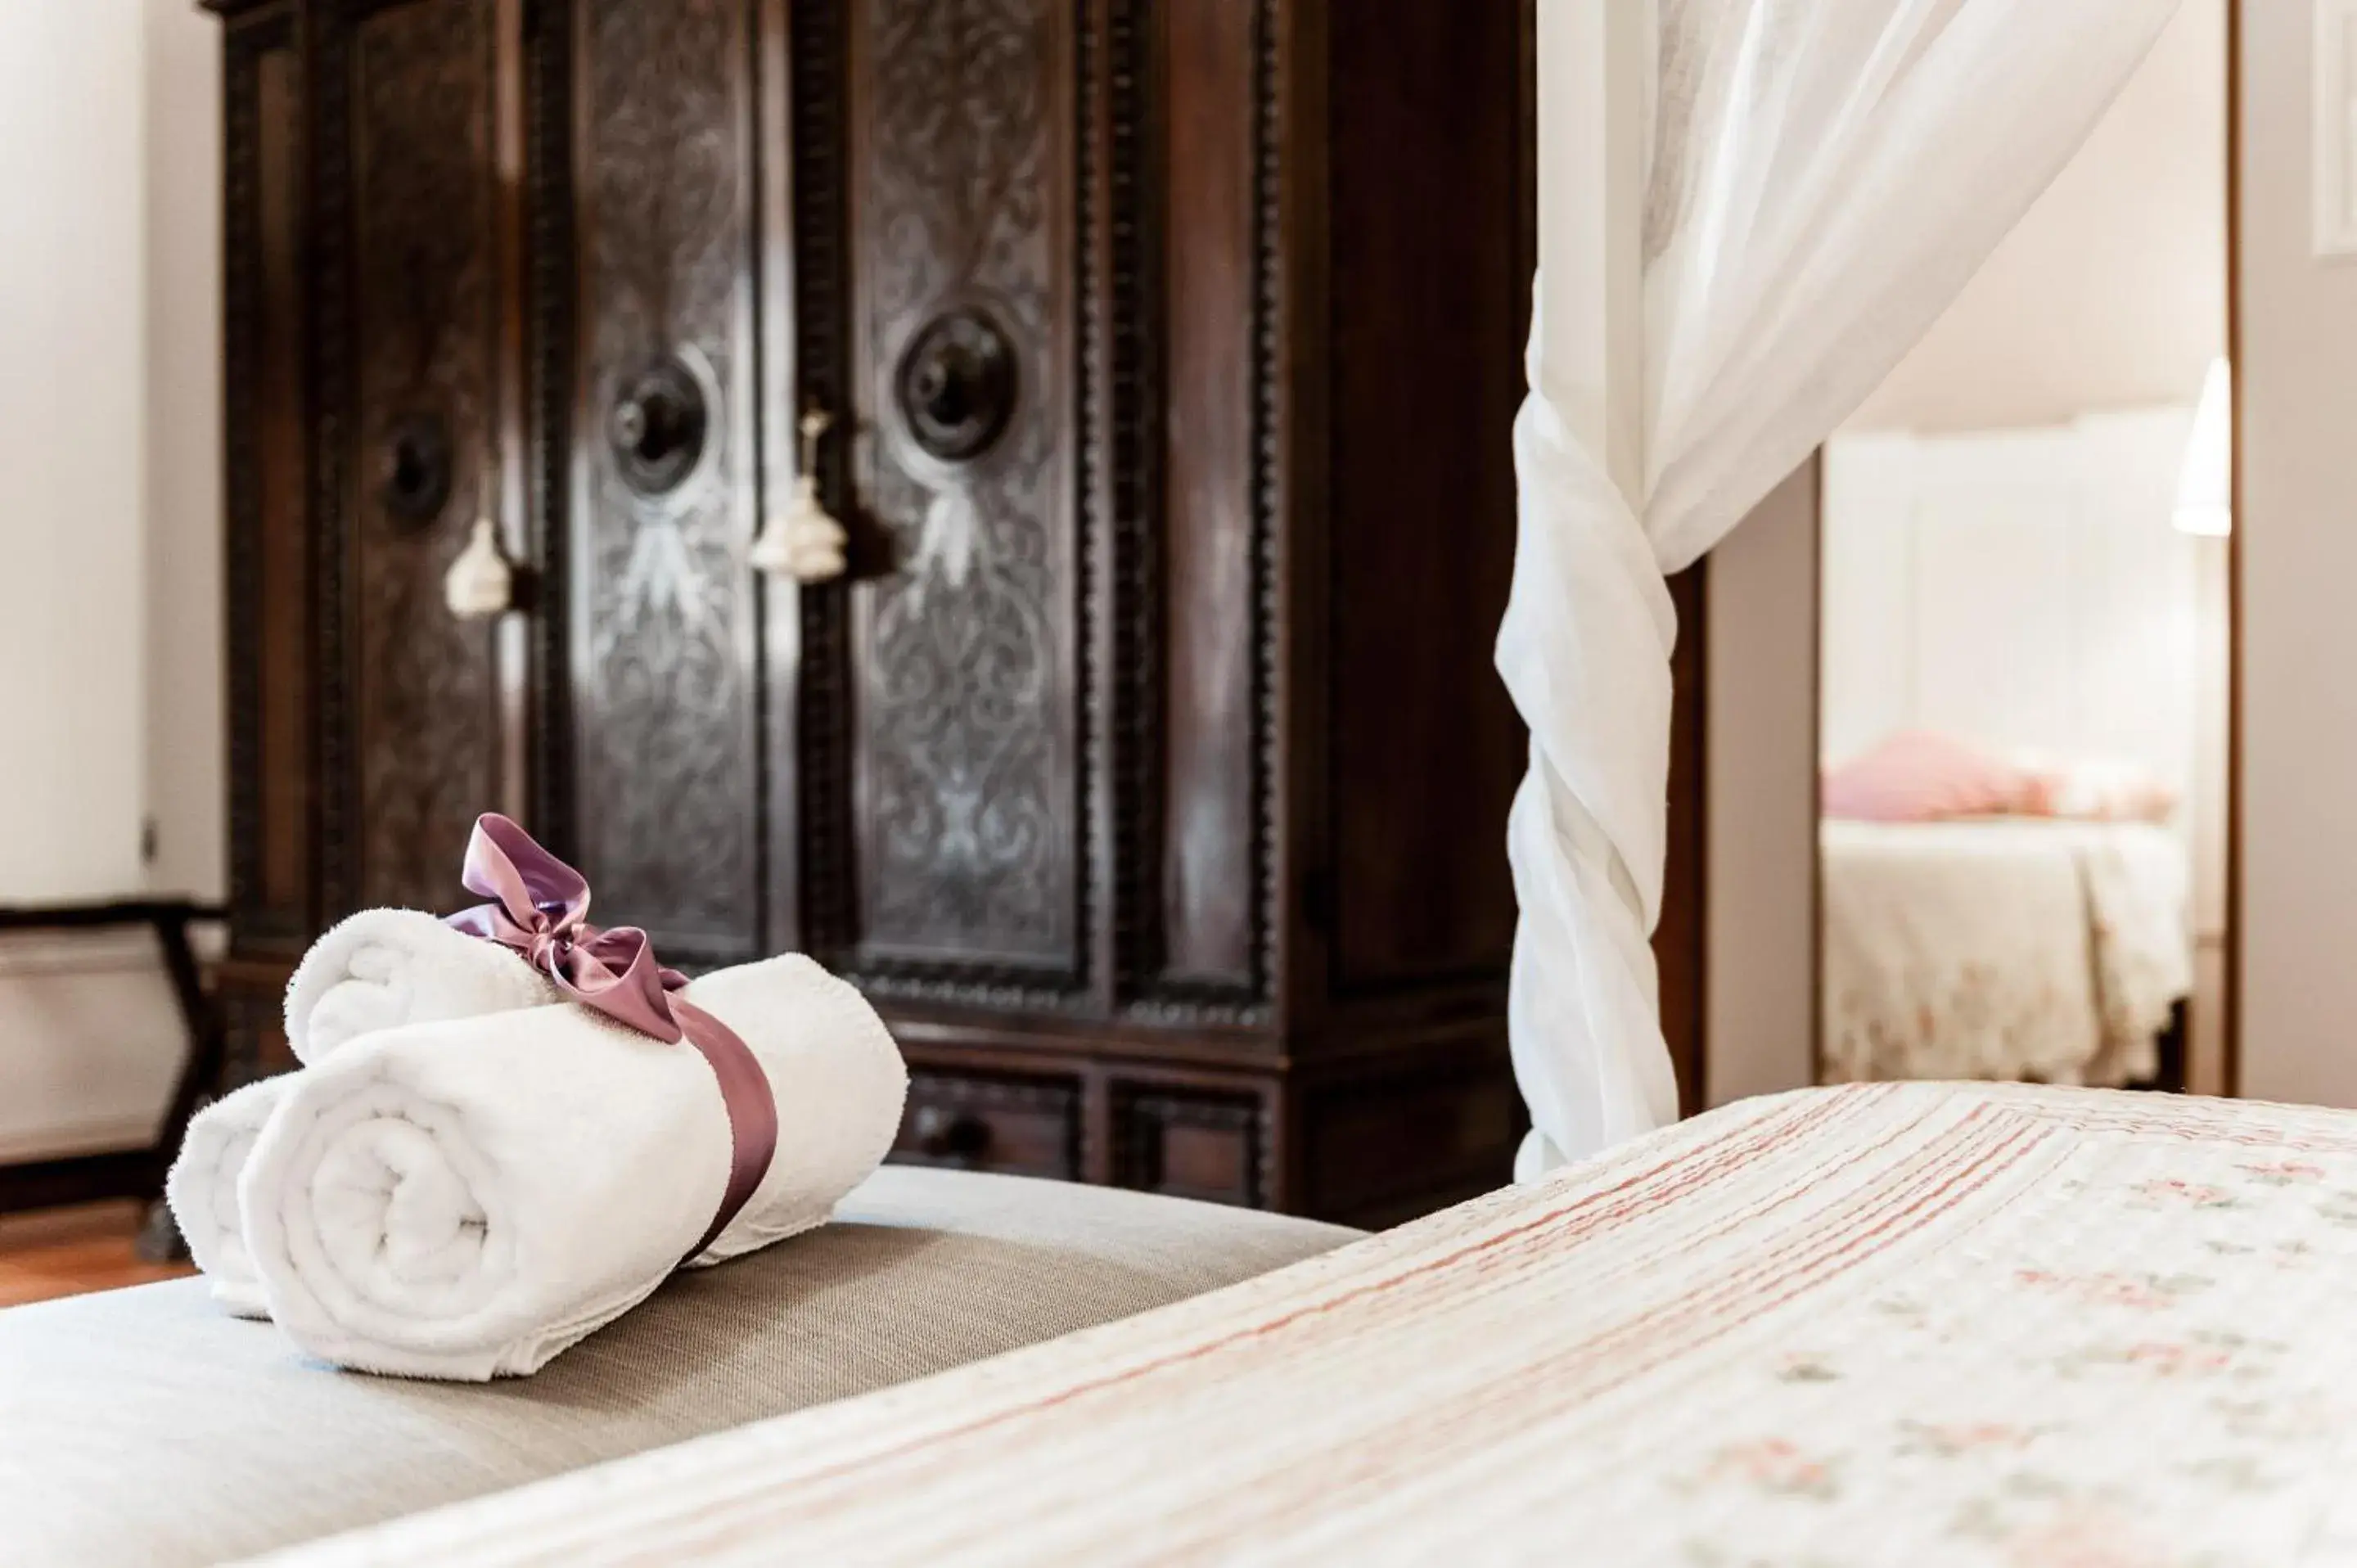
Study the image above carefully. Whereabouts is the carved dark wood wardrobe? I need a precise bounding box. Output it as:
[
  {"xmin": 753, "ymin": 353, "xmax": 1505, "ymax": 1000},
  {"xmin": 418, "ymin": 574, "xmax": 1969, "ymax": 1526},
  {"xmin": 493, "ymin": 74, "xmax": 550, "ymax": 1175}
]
[{"xmin": 205, "ymin": 0, "xmax": 1533, "ymax": 1226}]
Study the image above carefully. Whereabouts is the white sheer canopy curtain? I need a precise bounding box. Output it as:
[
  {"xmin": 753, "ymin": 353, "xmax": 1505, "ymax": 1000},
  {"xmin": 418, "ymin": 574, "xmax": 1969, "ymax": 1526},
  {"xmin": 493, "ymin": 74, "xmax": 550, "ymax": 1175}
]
[{"xmin": 1501, "ymin": 0, "xmax": 2182, "ymax": 1176}]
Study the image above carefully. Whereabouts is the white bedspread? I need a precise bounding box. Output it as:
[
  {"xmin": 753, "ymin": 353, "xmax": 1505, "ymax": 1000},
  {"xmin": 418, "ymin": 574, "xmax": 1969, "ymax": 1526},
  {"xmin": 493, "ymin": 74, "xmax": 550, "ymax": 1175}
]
[
  {"xmin": 1822, "ymin": 819, "xmax": 2192, "ymax": 1086},
  {"xmin": 260, "ymin": 1084, "xmax": 2357, "ymax": 1566}
]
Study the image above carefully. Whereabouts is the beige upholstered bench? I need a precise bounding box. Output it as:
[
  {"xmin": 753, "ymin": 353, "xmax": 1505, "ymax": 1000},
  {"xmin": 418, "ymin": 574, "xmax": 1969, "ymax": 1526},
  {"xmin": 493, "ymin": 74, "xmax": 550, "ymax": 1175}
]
[{"xmin": 0, "ymin": 1167, "xmax": 1357, "ymax": 1568}]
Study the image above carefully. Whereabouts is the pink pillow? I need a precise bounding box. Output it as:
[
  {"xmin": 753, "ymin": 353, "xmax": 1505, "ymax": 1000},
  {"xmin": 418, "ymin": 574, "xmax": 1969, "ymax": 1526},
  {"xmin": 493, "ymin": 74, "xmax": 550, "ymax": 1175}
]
[{"xmin": 1821, "ymin": 732, "xmax": 2037, "ymax": 822}]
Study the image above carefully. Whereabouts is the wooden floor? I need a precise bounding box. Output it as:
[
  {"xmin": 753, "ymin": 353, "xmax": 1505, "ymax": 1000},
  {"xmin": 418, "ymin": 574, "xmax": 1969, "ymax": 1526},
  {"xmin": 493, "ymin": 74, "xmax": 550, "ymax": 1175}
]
[{"xmin": 0, "ymin": 1200, "xmax": 193, "ymax": 1308}]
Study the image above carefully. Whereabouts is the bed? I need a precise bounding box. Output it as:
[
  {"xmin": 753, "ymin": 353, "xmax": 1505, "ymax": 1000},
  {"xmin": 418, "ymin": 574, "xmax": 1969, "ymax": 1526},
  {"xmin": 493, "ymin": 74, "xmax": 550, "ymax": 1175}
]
[
  {"xmin": 263, "ymin": 1082, "xmax": 2357, "ymax": 1566},
  {"xmin": 1821, "ymin": 818, "xmax": 2193, "ymax": 1088}
]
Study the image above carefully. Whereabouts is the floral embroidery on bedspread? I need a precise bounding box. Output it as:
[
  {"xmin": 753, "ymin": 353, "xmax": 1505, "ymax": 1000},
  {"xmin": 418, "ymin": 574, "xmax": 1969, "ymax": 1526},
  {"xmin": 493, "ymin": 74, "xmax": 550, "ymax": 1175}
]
[{"xmin": 1652, "ymin": 1125, "xmax": 2357, "ymax": 1567}]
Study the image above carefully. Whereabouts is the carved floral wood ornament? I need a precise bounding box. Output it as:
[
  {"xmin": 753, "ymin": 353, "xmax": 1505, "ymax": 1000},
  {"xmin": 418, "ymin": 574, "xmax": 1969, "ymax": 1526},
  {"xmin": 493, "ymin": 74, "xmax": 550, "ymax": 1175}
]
[
  {"xmin": 575, "ymin": 0, "xmax": 761, "ymax": 959},
  {"xmin": 854, "ymin": 0, "xmax": 1075, "ymax": 967},
  {"xmin": 349, "ymin": 0, "xmax": 502, "ymax": 914}
]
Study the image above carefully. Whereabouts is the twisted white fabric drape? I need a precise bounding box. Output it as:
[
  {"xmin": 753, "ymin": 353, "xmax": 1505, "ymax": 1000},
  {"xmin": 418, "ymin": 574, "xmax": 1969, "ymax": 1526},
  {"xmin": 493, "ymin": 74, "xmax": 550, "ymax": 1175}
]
[{"xmin": 1502, "ymin": 0, "xmax": 2183, "ymax": 1173}]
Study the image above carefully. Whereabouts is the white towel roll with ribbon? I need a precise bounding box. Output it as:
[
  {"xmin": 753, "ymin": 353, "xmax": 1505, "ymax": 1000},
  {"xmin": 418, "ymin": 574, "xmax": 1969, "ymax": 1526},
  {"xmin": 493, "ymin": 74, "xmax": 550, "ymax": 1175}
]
[{"xmin": 239, "ymin": 951, "xmax": 906, "ymax": 1379}]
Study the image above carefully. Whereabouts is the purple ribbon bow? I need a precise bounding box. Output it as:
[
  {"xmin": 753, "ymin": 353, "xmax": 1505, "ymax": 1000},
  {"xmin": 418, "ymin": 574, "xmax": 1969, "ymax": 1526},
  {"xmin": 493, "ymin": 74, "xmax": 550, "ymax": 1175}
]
[{"xmin": 444, "ymin": 813, "xmax": 778, "ymax": 1262}]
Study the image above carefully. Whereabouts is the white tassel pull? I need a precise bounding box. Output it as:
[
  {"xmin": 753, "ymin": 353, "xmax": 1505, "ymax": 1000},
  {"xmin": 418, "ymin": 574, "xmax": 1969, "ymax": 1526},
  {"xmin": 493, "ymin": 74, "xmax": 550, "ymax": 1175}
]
[
  {"xmin": 750, "ymin": 478, "xmax": 849, "ymax": 583},
  {"xmin": 444, "ymin": 516, "xmax": 515, "ymax": 620},
  {"xmin": 751, "ymin": 408, "xmax": 849, "ymax": 583}
]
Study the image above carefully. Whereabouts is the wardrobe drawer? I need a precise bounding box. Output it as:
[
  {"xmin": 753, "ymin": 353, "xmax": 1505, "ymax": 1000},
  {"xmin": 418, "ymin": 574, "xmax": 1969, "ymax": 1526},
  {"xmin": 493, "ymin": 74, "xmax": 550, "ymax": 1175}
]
[
  {"xmin": 890, "ymin": 1072, "xmax": 1080, "ymax": 1181},
  {"xmin": 1114, "ymin": 1088, "xmax": 1267, "ymax": 1209}
]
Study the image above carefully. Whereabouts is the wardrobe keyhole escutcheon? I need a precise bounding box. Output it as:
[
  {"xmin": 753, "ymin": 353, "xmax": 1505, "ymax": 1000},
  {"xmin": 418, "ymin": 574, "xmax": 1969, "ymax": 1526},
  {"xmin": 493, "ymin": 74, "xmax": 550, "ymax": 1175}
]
[
  {"xmin": 381, "ymin": 413, "xmax": 453, "ymax": 525},
  {"xmin": 896, "ymin": 309, "xmax": 1017, "ymax": 465},
  {"xmin": 609, "ymin": 358, "xmax": 710, "ymax": 496}
]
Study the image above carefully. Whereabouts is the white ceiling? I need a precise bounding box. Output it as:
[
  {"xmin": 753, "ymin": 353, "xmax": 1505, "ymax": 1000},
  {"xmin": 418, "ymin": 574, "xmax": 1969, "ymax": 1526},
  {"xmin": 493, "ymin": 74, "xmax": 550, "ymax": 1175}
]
[{"xmin": 1846, "ymin": 0, "xmax": 2227, "ymax": 433}]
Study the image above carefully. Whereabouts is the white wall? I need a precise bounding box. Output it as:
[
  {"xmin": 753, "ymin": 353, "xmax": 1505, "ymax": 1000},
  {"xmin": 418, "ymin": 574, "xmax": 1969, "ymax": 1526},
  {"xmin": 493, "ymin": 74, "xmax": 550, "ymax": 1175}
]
[
  {"xmin": 1822, "ymin": 411, "xmax": 2202, "ymax": 803},
  {"xmin": 0, "ymin": 1, "xmax": 221, "ymax": 1161},
  {"xmin": 145, "ymin": 0, "xmax": 225, "ymax": 902},
  {"xmin": 0, "ymin": 0, "xmax": 222, "ymax": 905},
  {"xmin": 0, "ymin": 0, "xmax": 151, "ymax": 901},
  {"xmin": 2238, "ymin": 0, "xmax": 2357, "ymax": 1107}
]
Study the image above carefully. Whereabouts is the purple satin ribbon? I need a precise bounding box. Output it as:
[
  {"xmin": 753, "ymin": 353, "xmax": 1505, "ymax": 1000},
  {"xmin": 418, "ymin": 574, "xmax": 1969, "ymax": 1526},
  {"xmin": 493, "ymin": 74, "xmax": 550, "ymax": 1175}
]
[{"xmin": 444, "ymin": 813, "xmax": 778, "ymax": 1263}]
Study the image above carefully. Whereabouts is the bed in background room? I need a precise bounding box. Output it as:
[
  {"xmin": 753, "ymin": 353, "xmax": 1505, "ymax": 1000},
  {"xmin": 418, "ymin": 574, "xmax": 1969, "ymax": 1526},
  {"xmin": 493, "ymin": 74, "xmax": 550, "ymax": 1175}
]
[
  {"xmin": 1818, "ymin": 728, "xmax": 2197, "ymax": 1090},
  {"xmin": 1821, "ymin": 816, "xmax": 2193, "ymax": 1088}
]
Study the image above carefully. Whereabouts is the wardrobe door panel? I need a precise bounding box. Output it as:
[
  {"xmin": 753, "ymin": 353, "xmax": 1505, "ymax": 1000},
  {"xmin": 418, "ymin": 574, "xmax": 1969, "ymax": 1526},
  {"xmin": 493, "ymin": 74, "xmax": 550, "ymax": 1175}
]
[
  {"xmin": 224, "ymin": 8, "xmax": 313, "ymax": 953},
  {"xmin": 569, "ymin": 0, "xmax": 763, "ymax": 965},
  {"xmin": 844, "ymin": 0, "xmax": 1082, "ymax": 976},
  {"xmin": 341, "ymin": 0, "xmax": 509, "ymax": 911},
  {"xmin": 1325, "ymin": 2, "xmax": 1526, "ymax": 994},
  {"xmin": 1158, "ymin": 0, "xmax": 1262, "ymax": 995}
]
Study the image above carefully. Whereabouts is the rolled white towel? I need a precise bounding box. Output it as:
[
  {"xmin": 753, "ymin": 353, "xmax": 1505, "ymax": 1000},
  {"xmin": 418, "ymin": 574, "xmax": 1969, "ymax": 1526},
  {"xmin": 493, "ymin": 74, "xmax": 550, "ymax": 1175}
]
[
  {"xmin": 162, "ymin": 910, "xmax": 557, "ymax": 1316},
  {"xmin": 284, "ymin": 908, "xmax": 561, "ymax": 1065},
  {"xmin": 163, "ymin": 1076, "xmax": 295, "ymax": 1318},
  {"xmin": 239, "ymin": 953, "xmax": 908, "ymax": 1380}
]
